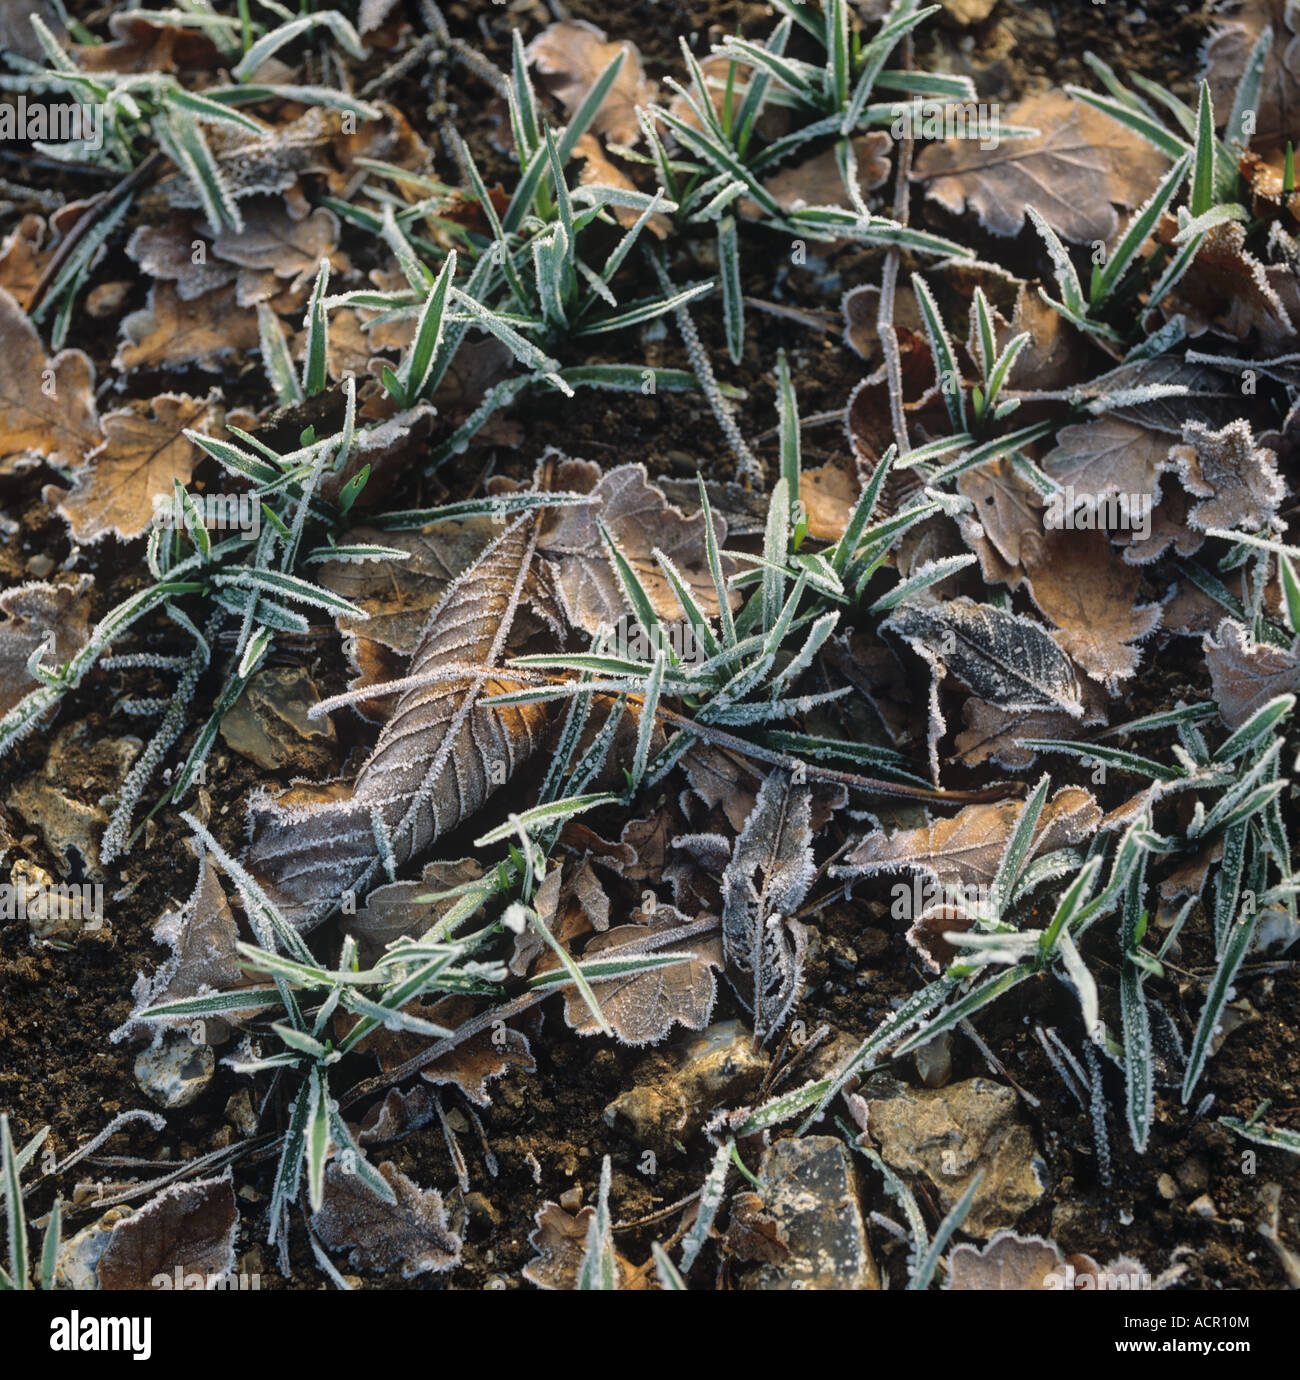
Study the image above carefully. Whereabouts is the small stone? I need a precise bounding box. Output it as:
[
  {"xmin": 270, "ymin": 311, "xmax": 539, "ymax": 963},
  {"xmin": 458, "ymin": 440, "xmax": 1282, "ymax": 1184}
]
[
  {"xmin": 219, "ymin": 666, "xmax": 336, "ymax": 774},
  {"xmin": 224, "ymin": 1089, "xmax": 258, "ymax": 1137},
  {"xmin": 25, "ymin": 554, "xmax": 55, "ymax": 578},
  {"xmin": 559, "ymin": 1186, "xmax": 583, "ymax": 1213},
  {"xmin": 55, "ymin": 1207, "xmax": 133, "ymax": 1290},
  {"xmin": 824, "ymin": 936, "xmax": 858, "ymax": 972},
  {"xmin": 463, "ymin": 1192, "xmax": 502, "ymax": 1231},
  {"xmin": 866, "ymin": 1077, "xmax": 1049, "ymax": 1237},
  {"xmin": 134, "ymin": 1029, "xmax": 214, "ymax": 1109},
  {"xmin": 1156, "ymin": 1173, "xmax": 1179, "ymax": 1201},
  {"xmin": 603, "ymin": 1020, "xmax": 768, "ymax": 1148},
  {"xmin": 737, "ymin": 1137, "xmax": 879, "ymax": 1290},
  {"xmin": 913, "ymin": 1031, "xmax": 954, "ymax": 1089},
  {"xmin": 940, "ymin": 0, "xmax": 997, "ymax": 21},
  {"xmin": 1188, "ymin": 1194, "xmax": 1217, "ymax": 1218}
]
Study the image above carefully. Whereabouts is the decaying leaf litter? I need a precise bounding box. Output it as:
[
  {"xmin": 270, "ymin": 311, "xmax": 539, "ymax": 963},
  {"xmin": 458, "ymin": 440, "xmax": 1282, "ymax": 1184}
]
[{"xmin": 0, "ymin": 0, "xmax": 1298, "ymax": 1293}]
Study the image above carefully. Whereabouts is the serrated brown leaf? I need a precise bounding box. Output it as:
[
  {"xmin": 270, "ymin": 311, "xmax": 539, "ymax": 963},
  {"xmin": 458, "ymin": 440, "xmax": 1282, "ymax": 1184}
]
[
  {"xmin": 534, "ymin": 460, "xmax": 733, "ymax": 634},
  {"xmin": 1169, "ymin": 419, "xmax": 1285, "ymax": 533},
  {"xmin": 0, "ymin": 215, "xmax": 53, "ymax": 310},
  {"xmin": 0, "ymin": 576, "xmax": 94, "ymax": 716},
  {"xmin": 0, "ymin": 287, "xmax": 100, "ymax": 468},
  {"xmin": 522, "ymin": 1200, "xmax": 646, "ymax": 1290},
  {"xmin": 115, "ymin": 283, "xmax": 259, "ymax": 372},
  {"xmin": 721, "ymin": 769, "xmax": 813, "ymax": 1042},
  {"xmin": 246, "ymin": 510, "xmax": 553, "ymax": 930},
  {"xmin": 1204, "ymin": 618, "xmax": 1300, "ymax": 729},
  {"xmin": 48, "ymin": 394, "xmax": 219, "ymax": 543},
  {"xmin": 912, "ymin": 90, "xmax": 1166, "ymax": 242},
  {"xmin": 836, "ymin": 785, "xmax": 1101, "ymax": 889},
  {"xmin": 312, "ymin": 1160, "xmax": 461, "ymax": 1278},
  {"xmin": 95, "ymin": 1173, "xmax": 238, "ymax": 1290},
  {"xmin": 1157, "ymin": 218, "xmax": 1294, "ymax": 342},
  {"xmin": 885, "ymin": 597, "xmax": 1085, "ymax": 720},
  {"xmin": 526, "ymin": 21, "xmax": 655, "ymax": 146},
  {"xmin": 559, "ymin": 906, "xmax": 724, "ymax": 1046}
]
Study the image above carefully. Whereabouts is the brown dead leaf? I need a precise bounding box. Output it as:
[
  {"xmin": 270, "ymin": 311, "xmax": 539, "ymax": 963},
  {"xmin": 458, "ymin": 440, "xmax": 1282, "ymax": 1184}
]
[
  {"xmin": 111, "ymin": 845, "xmax": 245, "ymax": 1045},
  {"xmin": 1204, "ymin": 618, "xmax": 1300, "ymax": 729},
  {"xmin": 116, "ymin": 284, "xmax": 259, "ymax": 372},
  {"xmin": 343, "ymin": 859, "xmax": 484, "ymax": 966},
  {"xmin": 527, "ymin": 21, "xmax": 655, "ymax": 146},
  {"xmin": 573, "ymin": 133, "xmax": 670, "ymax": 236},
  {"xmin": 0, "ymin": 576, "xmax": 94, "ymax": 717},
  {"xmin": 799, "ymin": 461, "xmax": 861, "ymax": 542},
  {"xmin": 560, "ymin": 906, "xmax": 724, "ymax": 1046},
  {"xmin": 0, "ymin": 288, "xmax": 100, "ymax": 468},
  {"xmin": 1204, "ymin": 0, "xmax": 1300, "ymax": 158},
  {"xmin": 312, "ymin": 1160, "xmax": 461, "ymax": 1278},
  {"xmin": 1169, "ymin": 419, "xmax": 1286, "ymax": 533},
  {"xmin": 533, "ymin": 460, "xmax": 733, "ymax": 634},
  {"xmin": 319, "ymin": 519, "xmax": 498, "ymax": 655},
  {"xmin": 212, "ymin": 202, "xmax": 343, "ymax": 293},
  {"xmin": 836, "ymin": 786, "xmax": 1102, "ymax": 889},
  {"xmin": 0, "ymin": 215, "xmax": 53, "ymax": 310},
  {"xmin": 913, "ymin": 90, "xmax": 1166, "ymax": 242},
  {"xmin": 72, "ymin": 11, "xmax": 223, "ymax": 73},
  {"xmin": 954, "ymin": 696, "xmax": 1094, "ymax": 772},
  {"xmin": 523, "ymin": 1200, "xmax": 646, "ymax": 1289},
  {"xmin": 48, "ymin": 394, "xmax": 219, "ymax": 544},
  {"xmin": 357, "ymin": 1085, "xmax": 436, "ymax": 1145},
  {"xmin": 745, "ymin": 134, "xmax": 891, "ymax": 219},
  {"xmin": 1025, "ymin": 528, "xmax": 1163, "ymax": 688},
  {"xmin": 1157, "ymin": 218, "xmax": 1294, "ymax": 342},
  {"xmin": 96, "ymin": 1174, "xmax": 238, "ymax": 1289}
]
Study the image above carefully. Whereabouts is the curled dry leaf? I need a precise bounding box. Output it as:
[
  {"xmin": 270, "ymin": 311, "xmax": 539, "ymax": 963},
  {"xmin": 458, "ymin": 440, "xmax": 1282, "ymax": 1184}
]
[
  {"xmin": 526, "ymin": 21, "xmax": 655, "ymax": 147},
  {"xmin": 835, "ymin": 785, "xmax": 1101, "ymax": 891},
  {"xmin": 111, "ymin": 845, "xmax": 245, "ymax": 1046},
  {"xmin": 523, "ymin": 1200, "xmax": 645, "ymax": 1290},
  {"xmin": 947, "ymin": 1230, "xmax": 1147, "ymax": 1291},
  {"xmin": 247, "ymin": 507, "xmax": 554, "ymax": 930},
  {"xmin": 720, "ymin": 769, "xmax": 813, "ymax": 1043},
  {"xmin": 48, "ymin": 394, "xmax": 220, "ymax": 544},
  {"xmin": 95, "ymin": 1173, "xmax": 238, "ymax": 1290},
  {"xmin": 71, "ymin": 10, "xmax": 223, "ymax": 73},
  {"xmin": 357, "ymin": 1085, "xmax": 436, "ymax": 1146},
  {"xmin": 912, "ymin": 90, "xmax": 1166, "ymax": 242},
  {"xmin": 559, "ymin": 905, "xmax": 724, "ymax": 1046},
  {"xmin": 0, "ymin": 215, "xmax": 54, "ymax": 310},
  {"xmin": 0, "ymin": 287, "xmax": 100, "ymax": 469},
  {"xmin": 0, "ymin": 576, "xmax": 94, "ymax": 716},
  {"xmin": 312, "ymin": 1160, "xmax": 461, "ymax": 1278},
  {"xmin": 681, "ymin": 742, "xmax": 762, "ymax": 833},
  {"xmin": 1157, "ymin": 218, "xmax": 1294, "ymax": 343},
  {"xmin": 1204, "ymin": 618, "xmax": 1300, "ymax": 729}
]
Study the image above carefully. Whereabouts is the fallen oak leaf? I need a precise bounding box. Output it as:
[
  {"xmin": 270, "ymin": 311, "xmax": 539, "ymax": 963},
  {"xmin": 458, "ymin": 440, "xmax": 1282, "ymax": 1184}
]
[
  {"xmin": 46, "ymin": 393, "xmax": 220, "ymax": 544},
  {"xmin": 526, "ymin": 21, "xmax": 656, "ymax": 147},
  {"xmin": 0, "ymin": 576, "xmax": 94, "ymax": 716},
  {"xmin": 558, "ymin": 906, "xmax": 724, "ymax": 1046},
  {"xmin": 1204, "ymin": 617, "xmax": 1300, "ymax": 729},
  {"xmin": 912, "ymin": 89, "xmax": 1166, "ymax": 243},
  {"xmin": 115, "ymin": 283, "xmax": 259, "ymax": 372},
  {"xmin": 834, "ymin": 785, "xmax": 1101, "ymax": 891},
  {"xmin": 0, "ymin": 287, "xmax": 100, "ymax": 468},
  {"xmin": 1168, "ymin": 418, "xmax": 1286, "ymax": 533},
  {"xmin": 312, "ymin": 1160, "xmax": 461, "ymax": 1278},
  {"xmin": 523, "ymin": 1199, "xmax": 646, "ymax": 1290}
]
